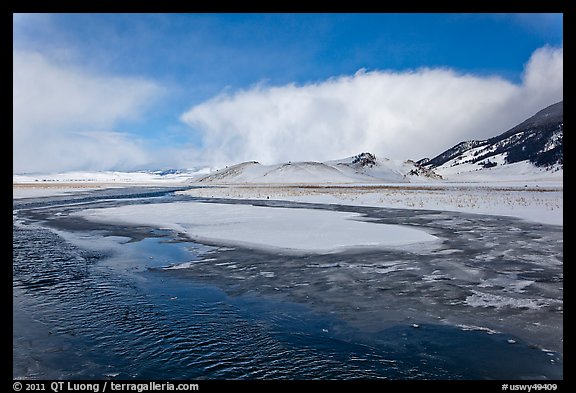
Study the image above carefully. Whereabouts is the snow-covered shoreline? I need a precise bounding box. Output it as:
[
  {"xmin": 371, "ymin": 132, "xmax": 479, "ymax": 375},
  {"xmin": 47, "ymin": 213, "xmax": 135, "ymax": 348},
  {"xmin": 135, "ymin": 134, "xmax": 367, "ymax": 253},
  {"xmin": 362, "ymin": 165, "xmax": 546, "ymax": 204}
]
[{"xmin": 179, "ymin": 182, "xmax": 563, "ymax": 226}]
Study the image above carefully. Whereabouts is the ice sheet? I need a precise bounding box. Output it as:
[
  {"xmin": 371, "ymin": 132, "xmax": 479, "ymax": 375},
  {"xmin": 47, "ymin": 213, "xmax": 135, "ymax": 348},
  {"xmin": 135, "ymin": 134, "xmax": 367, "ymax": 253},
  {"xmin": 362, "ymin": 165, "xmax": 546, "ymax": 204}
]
[{"xmin": 76, "ymin": 201, "xmax": 439, "ymax": 253}]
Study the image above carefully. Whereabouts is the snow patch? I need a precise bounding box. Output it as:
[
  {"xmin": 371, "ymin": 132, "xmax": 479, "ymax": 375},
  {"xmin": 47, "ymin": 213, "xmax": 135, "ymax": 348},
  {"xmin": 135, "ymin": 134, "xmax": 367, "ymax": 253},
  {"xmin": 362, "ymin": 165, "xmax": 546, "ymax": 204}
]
[
  {"xmin": 75, "ymin": 201, "xmax": 439, "ymax": 254},
  {"xmin": 465, "ymin": 291, "xmax": 549, "ymax": 310}
]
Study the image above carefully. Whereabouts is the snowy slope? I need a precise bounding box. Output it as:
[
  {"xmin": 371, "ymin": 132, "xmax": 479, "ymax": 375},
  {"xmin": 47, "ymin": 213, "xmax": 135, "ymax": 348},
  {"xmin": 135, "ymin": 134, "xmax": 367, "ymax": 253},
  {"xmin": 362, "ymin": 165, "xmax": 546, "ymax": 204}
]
[
  {"xmin": 436, "ymin": 159, "xmax": 563, "ymax": 183},
  {"xmin": 197, "ymin": 153, "xmax": 440, "ymax": 184},
  {"xmin": 424, "ymin": 101, "xmax": 563, "ymax": 181}
]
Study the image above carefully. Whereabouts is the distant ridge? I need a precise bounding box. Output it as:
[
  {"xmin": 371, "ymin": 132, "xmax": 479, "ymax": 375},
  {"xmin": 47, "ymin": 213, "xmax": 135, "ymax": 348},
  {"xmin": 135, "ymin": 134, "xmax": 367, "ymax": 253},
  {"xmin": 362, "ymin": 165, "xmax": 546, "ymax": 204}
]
[{"xmin": 423, "ymin": 102, "xmax": 563, "ymax": 172}]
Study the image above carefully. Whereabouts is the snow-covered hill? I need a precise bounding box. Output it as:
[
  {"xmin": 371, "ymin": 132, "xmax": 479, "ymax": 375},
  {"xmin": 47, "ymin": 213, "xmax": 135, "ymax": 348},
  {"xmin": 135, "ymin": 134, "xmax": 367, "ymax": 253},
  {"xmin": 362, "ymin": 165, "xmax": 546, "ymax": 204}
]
[
  {"xmin": 197, "ymin": 152, "xmax": 441, "ymax": 184},
  {"xmin": 422, "ymin": 101, "xmax": 563, "ymax": 181}
]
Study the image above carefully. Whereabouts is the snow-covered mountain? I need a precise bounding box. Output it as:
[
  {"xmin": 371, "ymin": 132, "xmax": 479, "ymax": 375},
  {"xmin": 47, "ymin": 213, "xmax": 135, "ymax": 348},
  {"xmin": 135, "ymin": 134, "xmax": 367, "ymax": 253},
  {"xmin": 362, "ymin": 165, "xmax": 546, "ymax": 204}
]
[
  {"xmin": 197, "ymin": 152, "xmax": 441, "ymax": 184},
  {"xmin": 421, "ymin": 101, "xmax": 563, "ymax": 180}
]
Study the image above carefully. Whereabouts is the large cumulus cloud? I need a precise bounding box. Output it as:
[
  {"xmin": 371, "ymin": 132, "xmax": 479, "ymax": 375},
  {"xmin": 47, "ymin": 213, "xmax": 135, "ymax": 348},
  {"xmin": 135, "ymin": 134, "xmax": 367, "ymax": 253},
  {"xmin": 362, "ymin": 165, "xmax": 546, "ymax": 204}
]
[{"xmin": 182, "ymin": 46, "xmax": 563, "ymax": 166}]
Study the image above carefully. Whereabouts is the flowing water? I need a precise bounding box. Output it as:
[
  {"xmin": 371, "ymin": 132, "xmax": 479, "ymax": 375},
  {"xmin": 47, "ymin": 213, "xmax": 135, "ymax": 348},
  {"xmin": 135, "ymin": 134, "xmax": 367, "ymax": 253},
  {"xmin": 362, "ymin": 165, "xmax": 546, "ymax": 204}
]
[{"xmin": 13, "ymin": 188, "xmax": 563, "ymax": 379}]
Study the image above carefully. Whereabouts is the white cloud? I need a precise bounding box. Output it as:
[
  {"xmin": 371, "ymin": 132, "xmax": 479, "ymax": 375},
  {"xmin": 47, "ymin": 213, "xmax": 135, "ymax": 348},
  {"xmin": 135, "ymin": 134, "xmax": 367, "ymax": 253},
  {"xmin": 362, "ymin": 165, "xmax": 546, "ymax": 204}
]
[
  {"xmin": 182, "ymin": 46, "xmax": 563, "ymax": 166},
  {"xmin": 521, "ymin": 45, "xmax": 563, "ymax": 108},
  {"xmin": 13, "ymin": 51, "xmax": 161, "ymax": 173}
]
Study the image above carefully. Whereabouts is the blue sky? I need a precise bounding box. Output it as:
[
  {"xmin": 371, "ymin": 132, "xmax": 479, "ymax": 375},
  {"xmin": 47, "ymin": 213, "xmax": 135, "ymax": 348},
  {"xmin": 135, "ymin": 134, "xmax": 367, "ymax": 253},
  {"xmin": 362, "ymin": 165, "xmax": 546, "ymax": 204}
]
[{"xmin": 13, "ymin": 13, "xmax": 563, "ymax": 173}]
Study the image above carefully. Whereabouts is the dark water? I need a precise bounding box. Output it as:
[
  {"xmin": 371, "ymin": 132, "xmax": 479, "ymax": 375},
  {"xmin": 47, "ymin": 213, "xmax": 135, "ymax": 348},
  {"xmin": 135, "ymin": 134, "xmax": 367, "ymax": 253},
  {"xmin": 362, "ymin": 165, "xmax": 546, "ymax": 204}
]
[{"xmin": 13, "ymin": 188, "xmax": 563, "ymax": 380}]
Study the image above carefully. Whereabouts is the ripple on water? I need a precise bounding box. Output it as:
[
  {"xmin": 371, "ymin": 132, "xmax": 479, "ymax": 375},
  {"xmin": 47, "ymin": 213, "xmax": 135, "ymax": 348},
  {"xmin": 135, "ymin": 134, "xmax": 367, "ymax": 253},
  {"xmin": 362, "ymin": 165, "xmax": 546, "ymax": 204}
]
[{"xmin": 13, "ymin": 196, "xmax": 563, "ymax": 380}]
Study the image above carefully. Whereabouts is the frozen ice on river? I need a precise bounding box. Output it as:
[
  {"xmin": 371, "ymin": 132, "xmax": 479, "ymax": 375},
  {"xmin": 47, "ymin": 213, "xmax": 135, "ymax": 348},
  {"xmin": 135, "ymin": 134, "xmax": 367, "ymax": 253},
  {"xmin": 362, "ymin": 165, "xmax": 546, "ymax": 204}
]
[{"xmin": 76, "ymin": 201, "xmax": 439, "ymax": 253}]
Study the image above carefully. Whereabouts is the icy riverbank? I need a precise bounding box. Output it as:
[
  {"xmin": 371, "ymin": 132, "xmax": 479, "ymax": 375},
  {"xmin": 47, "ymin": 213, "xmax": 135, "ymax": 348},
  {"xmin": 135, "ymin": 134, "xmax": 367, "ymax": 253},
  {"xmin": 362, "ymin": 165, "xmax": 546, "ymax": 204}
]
[{"xmin": 179, "ymin": 183, "xmax": 563, "ymax": 226}]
